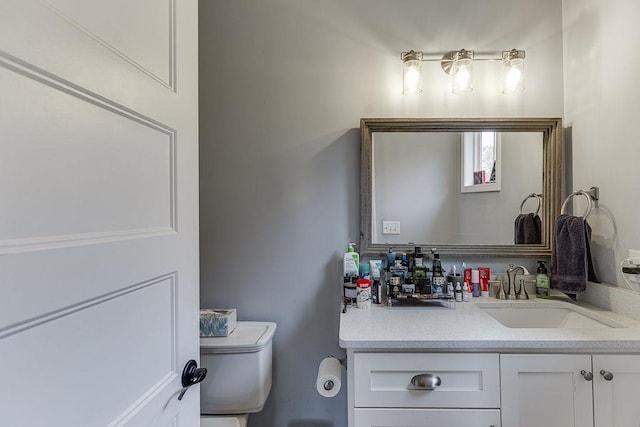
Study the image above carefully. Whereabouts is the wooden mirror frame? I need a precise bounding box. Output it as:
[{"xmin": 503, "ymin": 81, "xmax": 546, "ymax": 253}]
[{"xmin": 360, "ymin": 117, "xmax": 562, "ymax": 257}]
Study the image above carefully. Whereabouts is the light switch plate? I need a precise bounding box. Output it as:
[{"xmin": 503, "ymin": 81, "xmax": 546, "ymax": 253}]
[{"xmin": 382, "ymin": 221, "xmax": 401, "ymax": 235}]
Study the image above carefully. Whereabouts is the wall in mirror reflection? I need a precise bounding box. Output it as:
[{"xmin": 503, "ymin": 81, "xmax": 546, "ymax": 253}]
[{"xmin": 372, "ymin": 132, "xmax": 542, "ymax": 245}]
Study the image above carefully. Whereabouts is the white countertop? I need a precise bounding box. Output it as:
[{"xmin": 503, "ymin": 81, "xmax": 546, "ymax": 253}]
[{"xmin": 339, "ymin": 296, "xmax": 640, "ymax": 352}]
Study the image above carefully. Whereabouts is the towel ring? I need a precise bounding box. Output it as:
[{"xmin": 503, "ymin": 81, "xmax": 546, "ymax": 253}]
[
  {"xmin": 561, "ymin": 190, "xmax": 593, "ymax": 218},
  {"xmin": 519, "ymin": 193, "xmax": 542, "ymax": 215}
]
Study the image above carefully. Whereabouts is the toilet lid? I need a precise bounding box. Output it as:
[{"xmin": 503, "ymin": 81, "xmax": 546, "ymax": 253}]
[{"xmin": 200, "ymin": 321, "xmax": 276, "ymax": 354}]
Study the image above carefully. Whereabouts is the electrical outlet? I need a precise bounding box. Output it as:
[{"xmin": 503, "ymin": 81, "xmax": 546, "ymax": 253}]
[{"xmin": 382, "ymin": 221, "xmax": 401, "ymax": 235}]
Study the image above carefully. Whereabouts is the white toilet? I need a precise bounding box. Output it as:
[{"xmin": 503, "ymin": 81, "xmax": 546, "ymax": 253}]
[{"xmin": 199, "ymin": 321, "xmax": 277, "ymax": 427}]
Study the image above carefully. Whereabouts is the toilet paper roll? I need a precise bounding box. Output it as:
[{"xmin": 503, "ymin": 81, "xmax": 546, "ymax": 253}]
[{"xmin": 316, "ymin": 357, "xmax": 342, "ymax": 398}]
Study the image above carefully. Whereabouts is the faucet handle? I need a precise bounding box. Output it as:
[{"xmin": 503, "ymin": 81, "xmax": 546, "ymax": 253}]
[{"xmin": 515, "ymin": 279, "xmax": 530, "ymax": 300}]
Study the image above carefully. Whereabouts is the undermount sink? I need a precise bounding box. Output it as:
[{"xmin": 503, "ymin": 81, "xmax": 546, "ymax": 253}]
[{"xmin": 478, "ymin": 305, "xmax": 626, "ymax": 329}]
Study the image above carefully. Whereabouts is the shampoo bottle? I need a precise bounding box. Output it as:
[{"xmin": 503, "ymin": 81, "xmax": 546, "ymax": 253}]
[{"xmin": 535, "ymin": 260, "xmax": 550, "ymax": 298}]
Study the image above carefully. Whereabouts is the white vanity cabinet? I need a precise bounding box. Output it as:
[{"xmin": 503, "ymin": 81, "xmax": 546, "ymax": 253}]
[
  {"xmin": 351, "ymin": 352, "xmax": 502, "ymax": 427},
  {"xmin": 500, "ymin": 354, "xmax": 640, "ymax": 427}
]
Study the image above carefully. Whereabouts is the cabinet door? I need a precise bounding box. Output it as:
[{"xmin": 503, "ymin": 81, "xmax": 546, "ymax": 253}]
[
  {"xmin": 593, "ymin": 355, "xmax": 640, "ymax": 426},
  {"xmin": 354, "ymin": 408, "xmax": 501, "ymax": 427},
  {"xmin": 500, "ymin": 354, "xmax": 593, "ymax": 427}
]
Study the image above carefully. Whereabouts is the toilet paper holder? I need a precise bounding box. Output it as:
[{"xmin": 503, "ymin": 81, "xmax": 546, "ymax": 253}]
[{"xmin": 320, "ymin": 355, "xmax": 346, "ymax": 393}]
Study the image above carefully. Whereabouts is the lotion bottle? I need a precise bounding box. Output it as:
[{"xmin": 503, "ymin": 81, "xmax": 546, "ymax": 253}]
[{"xmin": 343, "ymin": 243, "xmax": 359, "ymax": 276}]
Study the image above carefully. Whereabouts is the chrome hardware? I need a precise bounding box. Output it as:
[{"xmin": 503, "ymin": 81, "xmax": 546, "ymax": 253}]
[
  {"xmin": 561, "ymin": 187, "xmax": 599, "ymax": 219},
  {"xmin": 178, "ymin": 359, "xmax": 207, "ymax": 401},
  {"xmin": 506, "ymin": 265, "xmax": 530, "ymax": 300},
  {"xmin": 600, "ymin": 370, "xmax": 614, "ymax": 381},
  {"xmin": 515, "ymin": 279, "xmax": 530, "ymax": 300},
  {"xmin": 409, "ymin": 373, "xmax": 442, "ymax": 390},
  {"xmin": 494, "ymin": 276, "xmax": 507, "ymax": 300},
  {"xmin": 324, "ymin": 380, "xmax": 335, "ymax": 391},
  {"xmin": 580, "ymin": 370, "xmax": 593, "ymax": 381}
]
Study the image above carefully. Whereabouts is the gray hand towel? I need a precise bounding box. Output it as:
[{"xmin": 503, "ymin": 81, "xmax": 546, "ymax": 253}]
[
  {"xmin": 514, "ymin": 213, "xmax": 542, "ymax": 244},
  {"xmin": 551, "ymin": 214, "xmax": 599, "ymax": 293}
]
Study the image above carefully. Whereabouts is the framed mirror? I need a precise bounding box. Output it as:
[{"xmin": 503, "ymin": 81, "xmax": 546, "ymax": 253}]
[{"xmin": 360, "ymin": 118, "xmax": 562, "ymax": 257}]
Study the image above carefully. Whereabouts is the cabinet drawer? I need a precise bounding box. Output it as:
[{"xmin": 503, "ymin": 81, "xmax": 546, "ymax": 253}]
[
  {"xmin": 354, "ymin": 408, "xmax": 501, "ymax": 427},
  {"xmin": 354, "ymin": 352, "xmax": 499, "ymax": 408}
]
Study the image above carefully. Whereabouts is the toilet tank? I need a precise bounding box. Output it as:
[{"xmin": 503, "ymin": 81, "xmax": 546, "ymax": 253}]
[{"xmin": 200, "ymin": 321, "xmax": 276, "ymax": 415}]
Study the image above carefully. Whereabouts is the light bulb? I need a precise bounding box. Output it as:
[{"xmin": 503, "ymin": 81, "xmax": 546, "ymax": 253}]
[
  {"xmin": 504, "ymin": 67, "xmax": 522, "ymax": 92},
  {"xmin": 455, "ymin": 68, "xmax": 471, "ymax": 91},
  {"xmin": 404, "ymin": 66, "xmax": 421, "ymax": 94}
]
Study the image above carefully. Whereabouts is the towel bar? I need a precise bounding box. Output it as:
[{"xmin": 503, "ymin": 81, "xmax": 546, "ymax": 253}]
[
  {"xmin": 561, "ymin": 187, "xmax": 599, "ymax": 218},
  {"xmin": 519, "ymin": 193, "xmax": 543, "ymax": 215}
]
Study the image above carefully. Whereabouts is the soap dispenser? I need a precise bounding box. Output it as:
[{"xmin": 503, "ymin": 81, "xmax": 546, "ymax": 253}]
[{"xmin": 535, "ymin": 260, "xmax": 550, "ymax": 298}]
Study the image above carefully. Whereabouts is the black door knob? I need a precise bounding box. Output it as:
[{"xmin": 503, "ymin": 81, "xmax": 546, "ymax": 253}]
[{"xmin": 178, "ymin": 359, "xmax": 207, "ymax": 401}]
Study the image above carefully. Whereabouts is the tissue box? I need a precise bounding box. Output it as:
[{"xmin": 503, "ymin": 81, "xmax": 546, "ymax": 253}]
[{"xmin": 200, "ymin": 309, "xmax": 237, "ymax": 337}]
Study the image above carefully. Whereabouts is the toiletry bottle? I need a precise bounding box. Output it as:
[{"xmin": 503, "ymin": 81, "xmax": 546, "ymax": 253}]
[
  {"xmin": 535, "ymin": 260, "xmax": 550, "ymax": 298},
  {"xmin": 413, "ymin": 246, "xmax": 427, "ymax": 279},
  {"xmin": 343, "ymin": 243, "xmax": 359, "ymax": 303},
  {"xmin": 431, "ymin": 249, "xmax": 443, "ymax": 277},
  {"xmin": 386, "ymin": 248, "xmax": 395, "ymax": 271},
  {"xmin": 372, "ymin": 279, "xmax": 382, "ymax": 304},
  {"xmin": 455, "ymin": 282, "xmax": 462, "ymax": 302},
  {"xmin": 413, "ymin": 247, "xmax": 423, "ymax": 268},
  {"xmin": 471, "ymin": 269, "xmax": 480, "ymax": 297},
  {"xmin": 359, "ymin": 261, "xmax": 370, "ymax": 279},
  {"xmin": 356, "ymin": 276, "xmax": 371, "ymax": 309},
  {"xmin": 344, "ymin": 243, "xmax": 359, "ymax": 276},
  {"xmin": 462, "ymin": 285, "xmax": 471, "ymax": 302}
]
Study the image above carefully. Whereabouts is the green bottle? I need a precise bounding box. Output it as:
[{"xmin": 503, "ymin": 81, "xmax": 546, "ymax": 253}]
[{"xmin": 535, "ymin": 260, "xmax": 550, "ymax": 298}]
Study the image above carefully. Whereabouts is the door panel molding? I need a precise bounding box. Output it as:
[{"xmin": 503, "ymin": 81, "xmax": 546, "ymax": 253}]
[
  {"xmin": 0, "ymin": 272, "xmax": 177, "ymax": 342},
  {"xmin": 0, "ymin": 50, "xmax": 178, "ymax": 254}
]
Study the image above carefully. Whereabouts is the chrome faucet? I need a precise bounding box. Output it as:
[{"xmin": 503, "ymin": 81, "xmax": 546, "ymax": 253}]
[{"xmin": 506, "ymin": 264, "xmax": 531, "ymax": 300}]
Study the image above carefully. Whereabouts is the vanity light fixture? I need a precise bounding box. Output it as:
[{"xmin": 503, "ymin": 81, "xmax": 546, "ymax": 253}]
[{"xmin": 401, "ymin": 48, "xmax": 526, "ymax": 95}]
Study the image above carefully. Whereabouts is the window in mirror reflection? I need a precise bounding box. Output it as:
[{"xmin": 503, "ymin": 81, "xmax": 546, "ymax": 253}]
[{"xmin": 461, "ymin": 131, "xmax": 501, "ymax": 193}]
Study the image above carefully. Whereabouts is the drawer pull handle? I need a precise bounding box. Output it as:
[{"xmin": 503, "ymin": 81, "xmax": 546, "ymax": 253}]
[{"xmin": 410, "ymin": 373, "xmax": 442, "ymax": 390}]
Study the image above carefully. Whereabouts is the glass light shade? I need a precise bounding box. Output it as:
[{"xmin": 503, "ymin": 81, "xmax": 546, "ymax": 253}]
[
  {"xmin": 502, "ymin": 49, "xmax": 525, "ymax": 94},
  {"xmin": 402, "ymin": 50, "xmax": 423, "ymax": 95},
  {"xmin": 451, "ymin": 49, "xmax": 474, "ymax": 94}
]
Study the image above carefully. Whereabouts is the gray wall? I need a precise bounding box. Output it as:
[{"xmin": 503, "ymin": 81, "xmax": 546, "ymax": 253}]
[
  {"xmin": 373, "ymin": 132, "xmax": 458, "ymax": 244},
  {"xmin": 562, "ymin": 0, "xmax": 640, "ymax": 288},
  {"xmin": 198, "ymin": 1, "xmax": 563, "ymax": 425}
]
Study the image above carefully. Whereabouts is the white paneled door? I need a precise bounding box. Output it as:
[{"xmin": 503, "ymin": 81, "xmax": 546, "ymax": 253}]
[{"xmin": 0, "ymin": 0, "xmax": 200, "ymax": 425}]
